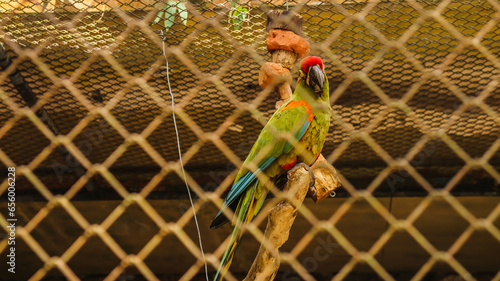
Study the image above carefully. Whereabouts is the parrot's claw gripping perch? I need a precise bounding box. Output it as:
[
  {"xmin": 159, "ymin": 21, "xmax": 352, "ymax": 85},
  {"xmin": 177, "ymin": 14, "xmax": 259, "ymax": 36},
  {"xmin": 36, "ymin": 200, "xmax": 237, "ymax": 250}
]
[{"xmin": 287, "ymin": 163, "xmax": 317, "ymax": 196}]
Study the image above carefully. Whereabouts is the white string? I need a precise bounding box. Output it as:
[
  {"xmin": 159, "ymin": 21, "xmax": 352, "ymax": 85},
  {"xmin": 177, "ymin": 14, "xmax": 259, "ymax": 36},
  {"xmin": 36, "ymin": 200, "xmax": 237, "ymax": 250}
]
[
  {"xmin": 97, "ymin": 3, "xmax": 105, "ymax": 22},
  {"xmin": 162, "ymin": 33, "xmax": 210, "ymax": 281}
]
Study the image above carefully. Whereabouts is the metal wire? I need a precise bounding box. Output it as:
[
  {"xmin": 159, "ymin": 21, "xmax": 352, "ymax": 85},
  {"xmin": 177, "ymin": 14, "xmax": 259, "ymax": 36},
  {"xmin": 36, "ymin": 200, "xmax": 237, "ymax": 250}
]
[{"xmin": 161, "ymin": 30, "xmax": 209, "ymax": 281}]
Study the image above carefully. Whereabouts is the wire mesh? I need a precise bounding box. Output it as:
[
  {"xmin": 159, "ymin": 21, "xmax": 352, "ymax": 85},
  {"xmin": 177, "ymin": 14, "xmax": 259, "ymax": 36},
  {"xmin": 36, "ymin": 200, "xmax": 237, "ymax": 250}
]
[{"xmin": 0, "ymin": 0, "xmax": 499, "ymax": 280}]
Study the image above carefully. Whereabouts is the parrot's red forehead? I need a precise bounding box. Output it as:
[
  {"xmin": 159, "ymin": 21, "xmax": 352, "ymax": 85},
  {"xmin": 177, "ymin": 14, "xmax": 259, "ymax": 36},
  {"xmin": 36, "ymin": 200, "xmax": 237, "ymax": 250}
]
[{"xmin": 300, "ymin": 56, "xmax": 324, "ymax": 73}]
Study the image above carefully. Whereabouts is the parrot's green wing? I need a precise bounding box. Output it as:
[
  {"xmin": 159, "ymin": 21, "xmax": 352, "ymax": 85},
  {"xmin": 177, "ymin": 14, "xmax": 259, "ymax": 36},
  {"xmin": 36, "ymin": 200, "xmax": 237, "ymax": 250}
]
[{"xmin": 210, "ymin": 100, "xmax": 314, "ymax": 229}]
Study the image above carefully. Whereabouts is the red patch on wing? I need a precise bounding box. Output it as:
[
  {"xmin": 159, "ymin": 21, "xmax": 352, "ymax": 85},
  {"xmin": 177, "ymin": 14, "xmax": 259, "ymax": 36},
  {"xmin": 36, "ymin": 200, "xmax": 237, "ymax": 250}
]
[
  {"xmin": 281, "ymin": 156, "xmax": 297, "ymax": 171},
  {"xmin": 300, "ymin": 56, "xmax": 324, "ymax": 73},
  {"xmin": 280, "ymin": 100, "xmax": 314, "ymax": 122}
]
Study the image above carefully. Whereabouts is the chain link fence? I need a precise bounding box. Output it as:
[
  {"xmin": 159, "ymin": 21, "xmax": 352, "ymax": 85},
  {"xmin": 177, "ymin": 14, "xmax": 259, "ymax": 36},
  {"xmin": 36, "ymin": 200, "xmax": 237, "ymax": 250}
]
[{"xmin": 0, "ymin": 0, "xmax": 499, "ymax": 280}]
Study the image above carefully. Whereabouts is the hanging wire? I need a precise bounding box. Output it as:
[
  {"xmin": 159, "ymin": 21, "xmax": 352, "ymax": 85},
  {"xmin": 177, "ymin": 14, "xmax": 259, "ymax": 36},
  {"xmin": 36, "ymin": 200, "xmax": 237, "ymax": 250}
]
[
  {"xmin": 161, "ymin": 31, "xmax": 210, "ymax": 281},
  {"xmin": 97, "ymin": 3, "xmax": 105, "ymax": 22}
]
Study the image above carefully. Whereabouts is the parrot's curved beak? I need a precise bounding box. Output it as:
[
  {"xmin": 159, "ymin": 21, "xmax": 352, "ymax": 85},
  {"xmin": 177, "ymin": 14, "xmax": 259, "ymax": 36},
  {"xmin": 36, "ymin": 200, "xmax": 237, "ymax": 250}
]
[{"xmin": 307, "ymin": 64, "xmax": 324, "ymax": 93}]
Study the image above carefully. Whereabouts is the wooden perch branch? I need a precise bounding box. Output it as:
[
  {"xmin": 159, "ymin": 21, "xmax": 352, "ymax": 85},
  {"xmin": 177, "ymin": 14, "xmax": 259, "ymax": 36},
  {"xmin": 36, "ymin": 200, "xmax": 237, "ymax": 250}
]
[
  {"xmin": 309, "ymin": 154, "xmax": 341, "ymax": 202},
  {"xmin": 243, "ymin": 167, "xmax": 310, "ymax": 281},
  {"xmin": 243, "ymin": 160, "xmax": 341, "ymax": 281}
]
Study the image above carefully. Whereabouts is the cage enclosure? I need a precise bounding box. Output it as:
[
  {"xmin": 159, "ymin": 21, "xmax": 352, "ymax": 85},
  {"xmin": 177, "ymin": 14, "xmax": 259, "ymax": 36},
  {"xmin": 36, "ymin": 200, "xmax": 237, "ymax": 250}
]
[{"xmin": 0, "ymin": 0, "xmax": 499, "ymax": 280}]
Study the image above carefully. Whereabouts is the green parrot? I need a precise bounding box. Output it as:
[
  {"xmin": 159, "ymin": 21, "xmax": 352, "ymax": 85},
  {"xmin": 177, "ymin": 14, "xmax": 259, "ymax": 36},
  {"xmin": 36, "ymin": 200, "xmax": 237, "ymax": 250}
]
[{"xmin": 210, "ymin": 56, "xmax": 331, "ymax": 281}]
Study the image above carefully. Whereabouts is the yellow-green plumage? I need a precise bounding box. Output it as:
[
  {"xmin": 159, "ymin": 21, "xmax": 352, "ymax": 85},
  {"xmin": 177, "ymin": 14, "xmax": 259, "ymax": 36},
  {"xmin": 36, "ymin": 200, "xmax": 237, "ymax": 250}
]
[{"xmin": 211, "ymin": 56, "xmax": 330, "ymax": 281}]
